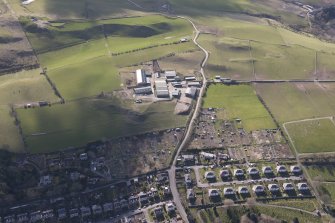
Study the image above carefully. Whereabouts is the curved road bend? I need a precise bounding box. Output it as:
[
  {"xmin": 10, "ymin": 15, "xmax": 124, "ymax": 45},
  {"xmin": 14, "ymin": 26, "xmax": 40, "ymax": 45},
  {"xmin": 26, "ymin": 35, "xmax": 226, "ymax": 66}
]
[{"xmin": 168, "ymin": 17, "xmax": 209, "ymax": 223}]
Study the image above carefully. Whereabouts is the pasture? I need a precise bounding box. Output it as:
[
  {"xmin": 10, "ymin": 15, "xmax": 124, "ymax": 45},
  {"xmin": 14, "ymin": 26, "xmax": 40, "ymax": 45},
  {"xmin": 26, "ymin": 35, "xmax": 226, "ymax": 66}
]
[
  {"xmin": 251, "ymin": 41, "xmax": 315, "ymax": 80},
  {"xmin": 255, "ymin": 83, "xmax": 335, "ymax": 124},
  {"xmin": 0, "ymin": 69, "xmax": 58, "ymax": 152},
  {"xmin": 17, "ymin": 99, "xmax": 187, "ymax": 153},
  {"xmin": 318, "ymin": 183, "xmax": 335, "ymax": 206},
  {"xmin": 22, "ymin": 15, "xmax": 193, "ymax": 54},
  {"xmin": 198, "ymin": 35, "xmax": 254, "ymax": 80},
  {"xmin": 47, "ymin": 56, "xmax": 121, "ymax": 100},
  {"xmin": 285, "ymin": 118, "xmax": 335, "ymax": 153},
  {"xmin": 203, "ymin": 84, "xmax": 276, "ymax": 131}
]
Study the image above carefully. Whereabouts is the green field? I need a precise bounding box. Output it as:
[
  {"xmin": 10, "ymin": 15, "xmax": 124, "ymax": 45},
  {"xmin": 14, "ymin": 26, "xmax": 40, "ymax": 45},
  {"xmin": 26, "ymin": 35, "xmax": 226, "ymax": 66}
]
[
  {"xmin": 48, "ymin": 56, "xmax": 121, "ymax": 100},
  {"xmin": 17, "ymin": 99, "xmax": 187, "ymax": 153},
  {"xmin": 199, "ymin": 35, "xmax": 253, "ymax": 79},
  {"xmin": 203, "ymin": 84, "xmax": 276, "ymax": 131},
  {"xmin": 318, "ymin": 183, "xmax": 335, "ymax": 205},
  {"xmin": 285, "ymin": 119, "xmax": 335, "ymax": 153},
  {"xmin": 22, "ymin": 15, "xmax": 193, "ymax": 54},
  {"xmin": 306, "ymin": 165, "xmax": 335, "ymax": 182},
  {"xmin": 251, "ymin": 41, "xmax": 315, "ymax": 80},
  {"xmin": 199, "ymin": 205, "xmax": 322, "ymax": 223},
  {"xmin": 256, "ymin": 83, "xmax": 335, "ymax": 124},
  {"xmin": 0, "ymin": 69, "xmax": 58, "ymax": 152},
  {"xmin": 9, "ymin": 0, "xmax": 141, "ymax": 19}
]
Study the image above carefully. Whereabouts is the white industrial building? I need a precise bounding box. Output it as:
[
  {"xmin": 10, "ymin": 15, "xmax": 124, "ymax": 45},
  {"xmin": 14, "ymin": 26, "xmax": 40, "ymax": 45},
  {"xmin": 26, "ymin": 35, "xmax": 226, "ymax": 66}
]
[
  {"xmin": 136, "ymin": 69, "xmax": 148, "ymax": 86},
  {"xmin": 155, "ymin": 80, "xmax": 170, "ymax": 98}
]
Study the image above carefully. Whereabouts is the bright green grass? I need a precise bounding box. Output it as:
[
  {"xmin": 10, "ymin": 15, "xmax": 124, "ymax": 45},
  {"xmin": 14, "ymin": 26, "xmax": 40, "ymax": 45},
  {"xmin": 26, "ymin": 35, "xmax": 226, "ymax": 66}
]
[
  {"xmin": 255, "ymin": 83, "xmax": 335, "ymax": 124},
  {"xmin": 306, "ymin": 165, "xmax": 335, "ymax": 182},
  {"xmin": 48, "ymin": 56, "xmax": 121, "ymax": 100},
  {"xmin": 285, "ymin": 119, "xmax": 335, "ymax": 153},
  {"xmin": 251, "ymin": 41, "xmax": 315, "ymax": 80},
  {"xmin": 198, "ymin": 35, "xmax": 253, "ymax": 80},
  {"xmin": 0, "ymin": 106, "xmax": 24, "ymax": 153},
  {"xmin": 17, "ymin": 99, "xmax": 187, "ymax": 153},
  {"xmin": 38, "ymin": 38, "xmax": 108, "ymax": 70},
  {"xmin": 203, "ymin": 84, "xmax": 276, "ymax": 131},
  {"xmin": 0, "ymin": 69, "xmax": 59, "ymax": 105}
]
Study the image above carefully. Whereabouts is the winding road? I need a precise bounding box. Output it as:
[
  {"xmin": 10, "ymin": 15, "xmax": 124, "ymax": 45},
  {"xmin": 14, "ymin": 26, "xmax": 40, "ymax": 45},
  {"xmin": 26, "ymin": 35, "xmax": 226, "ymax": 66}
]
[{"xmin": 168, "ymin": 17, "xmax": 209, "ymax": 223}]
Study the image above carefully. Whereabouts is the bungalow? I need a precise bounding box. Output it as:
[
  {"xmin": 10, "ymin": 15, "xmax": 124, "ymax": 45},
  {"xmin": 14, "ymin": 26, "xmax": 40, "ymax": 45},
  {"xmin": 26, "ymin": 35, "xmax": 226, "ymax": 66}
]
[
  {"xmin": 149, "ymin": 187, "xmax": 159, "ymax": 198},
  {"xmin": 120, "ymin": 199, "xmax": 128, "ymax": 209},
  {"xmin": 92, "ymin": 205, "xmax": 102, "ymax": 215},
  {"xmin": 204, "ymin": 171, "xmax": 216, "ymax": 180},
  {"xmin": 268, "ymin": 184, "xmax": 280, "ymax": 193},
  {"xmin": 290, "ymin": 165, "xmax": 302, "ymax": 174},
  {"xmin": 17, "ymin": 213, "xmax": 29, "ymax": 223},
  {"xmin": 297, "ymin": 183, "xmax": 309, "ymax": 192},
  {"xmin": 103, "ymin": 202, "xmax": 114, "ymax": 213},
  {"xmin": 200, "ymin": 152, "xmax": 216, "ymax": 160},
  {"xmin": 69, "ymin": 209, "xmax": 79, "ymax": 218},
  {"xmin": 184, "ymin": 174, "xmax": 193, "ymax": 187},
  {"xmin": 252, "ymin": 185, "xmax": 265, "ymax": 194},
  {"xmin": 165, "ymin": 202, "xmax": 176, "ymax": 214},
  {"xmin": 262, "ymin": 166, "xmax": 273, "ymax": 174},
  {"xmin": 57, "ymin": 208, "xmax": 67, "ymax": 219},
  {"xmin": 247, "ymin": 167, "xmax": 259, "ymax": 176},
  {"xmin": 208, "ymin": 189, "xmax": 220, "ymax": 198},
  {"xmin": 283, "ymin": 183, "xmax": 295, "ymax": 191},
  {"xmin": 138, "ymin": 192, "xmax": 149, "ymax": 206},
  {"xmin": 223, "ymin": 187, "xmax": 235, "ymax": 196},
  {"xmin": 80, "ymin": 207, "xmax": 91, "ymax": 217},
  {"xmin": 187, "ymin": 189, "xmax": 196, "ymax": 201},
  {"xmin": 276, "ymin": 165, "xmax": 287, "ymax": 174},
  {"xmin": 220, "ymin": 169, "xmax": 230, "ymax": 179},
  {"xmin": 182, "ymin": 154, "xmax": 196, "ymax": 165},
  {"xmin": 154, "ymin": 206, "xmax": 164, "ymax": 218},
  {"xmin": 233, "ymin": 169, "xmax": 244, "ymax": 177},
  {"xmin": 163, "ymin": 186, "xmax": 172, "ymax": 196},
  {"xmin": 238, "ymin": 186, "xmax": 249, "ymax": 194},
  {"xmin": 128, "ymin": 195, "xmax": 139, "ymax": 207}
]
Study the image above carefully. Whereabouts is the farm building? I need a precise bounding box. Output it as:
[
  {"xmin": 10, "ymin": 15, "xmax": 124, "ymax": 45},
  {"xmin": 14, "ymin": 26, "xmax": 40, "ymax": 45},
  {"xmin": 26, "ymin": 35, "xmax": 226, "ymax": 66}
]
[
  {"xmin": 172, "ymin": 89, "xmax": 181, "ymax": 98},
  {"xmin": 134, "ymin": 86, "xmax": 152, "ymax": 95},
  {"xmin": 185, "ymin": 76, "xmax": 196, "ymax": 81},
  {"xmin": 165, "ymin": 70, "xmax": 177, "ymax": 79},
  {"xmin": 155, "ymin": 80, "xmax": 170, "ymax": 98},
  {"xmin": 185, "ymin": 87, "xmax": 197, "ymax": 98},
  {"xmin": 188, "ymin": 81, "xmax": 201, "ymax": 87},
  {"xmin": 136, "ymin": 69, "xmax": 148, "ymax": 86}
]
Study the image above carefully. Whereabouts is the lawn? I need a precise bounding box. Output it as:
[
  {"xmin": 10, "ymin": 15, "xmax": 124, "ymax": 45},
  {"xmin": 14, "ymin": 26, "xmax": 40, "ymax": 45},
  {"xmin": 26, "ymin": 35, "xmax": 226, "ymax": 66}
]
[
  {"xmin": 17, "ymin": 99, "xmax": 188, "ymax": 153},
  {"xmin": 203, "ymin": 84, "xmax": 276, "ymax": 131},
  {"xmin": 198, "ymin": 35, "xmax": 254, "ymax": 80},
  {"xmin": 255, "ymin": 83, "xmax": 335, "ymax": 124},
  {"xmin": 285, "ymin": 118, "xmax": 335, "ymax": 153},
  {"xmin": 251, "ymin": 41, "xmax": 315, "ymax": 80},
  {"xmin": 47, "ymin": 56, "xmax": 121, "ymax": 100},
  {"xmin": 306, "ymin": 165, "xmax": 335, "ymax": 182}
]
